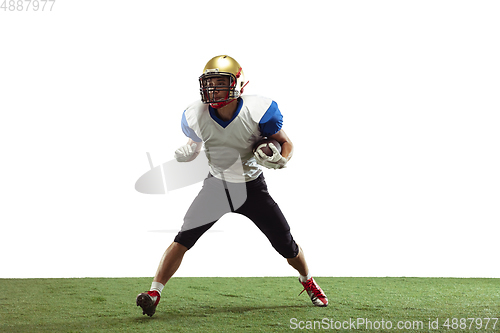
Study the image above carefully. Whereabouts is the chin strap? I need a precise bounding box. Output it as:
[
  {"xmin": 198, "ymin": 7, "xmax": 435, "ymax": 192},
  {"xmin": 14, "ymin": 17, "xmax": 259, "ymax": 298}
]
[{"xmin": 210, "ymin": 98, "xmax": 238, "ymax": 109}]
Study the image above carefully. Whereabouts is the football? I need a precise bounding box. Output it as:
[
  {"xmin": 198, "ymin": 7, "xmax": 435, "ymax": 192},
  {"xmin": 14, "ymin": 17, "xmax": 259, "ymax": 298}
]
[{"xmin": 253, "ymin": 138, "xmax": 282, "ymax": 157}]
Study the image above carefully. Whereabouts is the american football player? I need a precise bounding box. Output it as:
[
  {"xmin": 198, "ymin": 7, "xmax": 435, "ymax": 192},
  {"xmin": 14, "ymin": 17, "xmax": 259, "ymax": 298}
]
[{"xmin": 136, "ymin": 55, "xmax": 328, "ymax": 316}]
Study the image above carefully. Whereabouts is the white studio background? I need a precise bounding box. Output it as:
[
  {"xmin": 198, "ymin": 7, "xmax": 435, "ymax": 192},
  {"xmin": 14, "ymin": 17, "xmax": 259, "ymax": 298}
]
[{"xmin": 1, "ymin": 1, "xmax": 499, "ymax": 279}]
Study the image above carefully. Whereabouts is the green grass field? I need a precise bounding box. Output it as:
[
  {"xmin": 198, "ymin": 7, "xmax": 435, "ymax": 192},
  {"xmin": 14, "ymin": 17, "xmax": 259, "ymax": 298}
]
[{"xmin": 0, "ymin": 277, "xmax": 498, "ymax": 332}]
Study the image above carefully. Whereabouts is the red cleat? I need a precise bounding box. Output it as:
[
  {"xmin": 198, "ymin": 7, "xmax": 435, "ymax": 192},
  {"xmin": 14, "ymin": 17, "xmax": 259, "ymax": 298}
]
[
  {"xmin": 299, "ymin": 277, "xmax": 328, "ymax": 307},
  {"xmin": 136, "ymin": 290, "xmax": 161, "ymax": 317}
]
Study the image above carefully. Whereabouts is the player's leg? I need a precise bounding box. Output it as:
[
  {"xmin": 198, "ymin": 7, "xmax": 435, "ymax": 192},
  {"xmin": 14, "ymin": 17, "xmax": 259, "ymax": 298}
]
[
  {"xmin": 137, "ymin": 175, "xmax": 230, "ymax": 316},
  {"xmin": 152, "ymin": 220, "xmax": 216, "ymax": 286},
  {"xmin": 286, "ymin": 245, "xmax": 308, "ymax": 277},
  {"xmin": 153, "ymin": 241, "xmax": 188, "ymax": 285},
  {"xmin": 235, "ymin": 174, "xmax": 328, "ymax": 307},
  {"xmin": 286, "ymin": 245, "xmax": 328, "ymax": 307},
  {"xmin": 136, "ymin": 242, "xmax": 187, "ymax": 316}
]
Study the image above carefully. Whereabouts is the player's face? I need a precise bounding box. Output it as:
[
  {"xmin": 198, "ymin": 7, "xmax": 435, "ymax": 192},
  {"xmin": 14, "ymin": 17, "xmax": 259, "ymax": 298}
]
[{"xmin": 203, "ymin": 76, "xmax": 230, "ymax": 101}]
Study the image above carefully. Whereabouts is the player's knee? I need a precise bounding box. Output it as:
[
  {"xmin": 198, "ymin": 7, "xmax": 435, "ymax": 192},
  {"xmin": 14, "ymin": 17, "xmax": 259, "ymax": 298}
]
[
  {"xmin": 271, "ymin": 237, "xmax": 299, "ymax": 259},
  {"xmin": 172, "ymin": 241, "xmax": 188, "ymax": 252},
  {"xmin": 174, "ymin": 221, "xmax": 216, "ymax": 250},
  {"xmin": 173, "ymin": 232, "xmax": 196, "ymax": 250}
]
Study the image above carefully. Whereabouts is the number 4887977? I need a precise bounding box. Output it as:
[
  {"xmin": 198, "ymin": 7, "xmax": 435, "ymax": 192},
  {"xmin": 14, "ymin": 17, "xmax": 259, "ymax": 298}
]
[{"xmin": 1, "ymin": 0, "xmax": 56, "ymax": 11}]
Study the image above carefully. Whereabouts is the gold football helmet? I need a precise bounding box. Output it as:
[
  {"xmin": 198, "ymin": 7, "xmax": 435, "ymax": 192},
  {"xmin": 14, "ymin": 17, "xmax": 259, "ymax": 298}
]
[{"xmin": 199, "ymin": 55, "xmax": 248, "ymax": 108}]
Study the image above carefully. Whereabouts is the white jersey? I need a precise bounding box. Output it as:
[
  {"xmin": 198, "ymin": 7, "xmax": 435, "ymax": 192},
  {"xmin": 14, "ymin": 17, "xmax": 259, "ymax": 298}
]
[{"xmin": 181, "ymin": 95, "xmax": 283, "ymax": 182}]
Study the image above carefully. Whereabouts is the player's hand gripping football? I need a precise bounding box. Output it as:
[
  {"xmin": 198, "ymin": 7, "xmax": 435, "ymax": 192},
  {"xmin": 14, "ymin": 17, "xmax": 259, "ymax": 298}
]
[
  {"xmin": 254, "ymin": 143, "xmax": 288, "ymax": 169},
  {"xmin": 174, "ymin": 142, "xmax": 199, "ymax": 162}
]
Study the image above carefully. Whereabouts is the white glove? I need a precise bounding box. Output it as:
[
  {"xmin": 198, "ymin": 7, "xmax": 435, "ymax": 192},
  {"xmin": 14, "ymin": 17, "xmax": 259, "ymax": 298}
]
[
  {"xmin": 254, "ymin": 143, "xmax": 288, "ymax": 169},
  {"xmin": 174, "ymin": 143, "xmax": 199, "ymax": 162}
]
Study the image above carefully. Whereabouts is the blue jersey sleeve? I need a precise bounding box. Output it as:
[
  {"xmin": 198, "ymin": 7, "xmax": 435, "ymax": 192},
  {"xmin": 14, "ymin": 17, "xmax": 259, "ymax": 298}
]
[
  {"xmin": 259, "ymin": 101, "xmax": 283, "ymax": 137},
  {"xmin": 181, "ymin": 111, "xmax": 202, "ymax": 142}
]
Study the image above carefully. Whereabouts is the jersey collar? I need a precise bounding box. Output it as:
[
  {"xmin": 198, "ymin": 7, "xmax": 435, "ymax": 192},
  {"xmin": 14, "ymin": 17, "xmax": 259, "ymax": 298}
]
[{"xmin": 208, "ymin": 98, "xmax": 243, "ymax": 128}]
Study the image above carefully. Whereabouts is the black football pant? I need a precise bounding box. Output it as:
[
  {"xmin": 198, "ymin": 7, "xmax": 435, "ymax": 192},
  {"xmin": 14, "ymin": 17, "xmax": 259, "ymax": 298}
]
[{"xmin": 174, "ymin": 173, "xmax": 299, "ymax": 259}]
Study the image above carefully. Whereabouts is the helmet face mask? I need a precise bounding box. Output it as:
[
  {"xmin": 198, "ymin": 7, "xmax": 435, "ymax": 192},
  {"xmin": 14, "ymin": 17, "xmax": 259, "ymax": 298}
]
[
  {"xmin": 199, "ymin": 55, "xmax": 247, "ymax": 109},
  {"xmin": 199, "ymin": 71, "xmax": 238, "ymax": 106}
]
